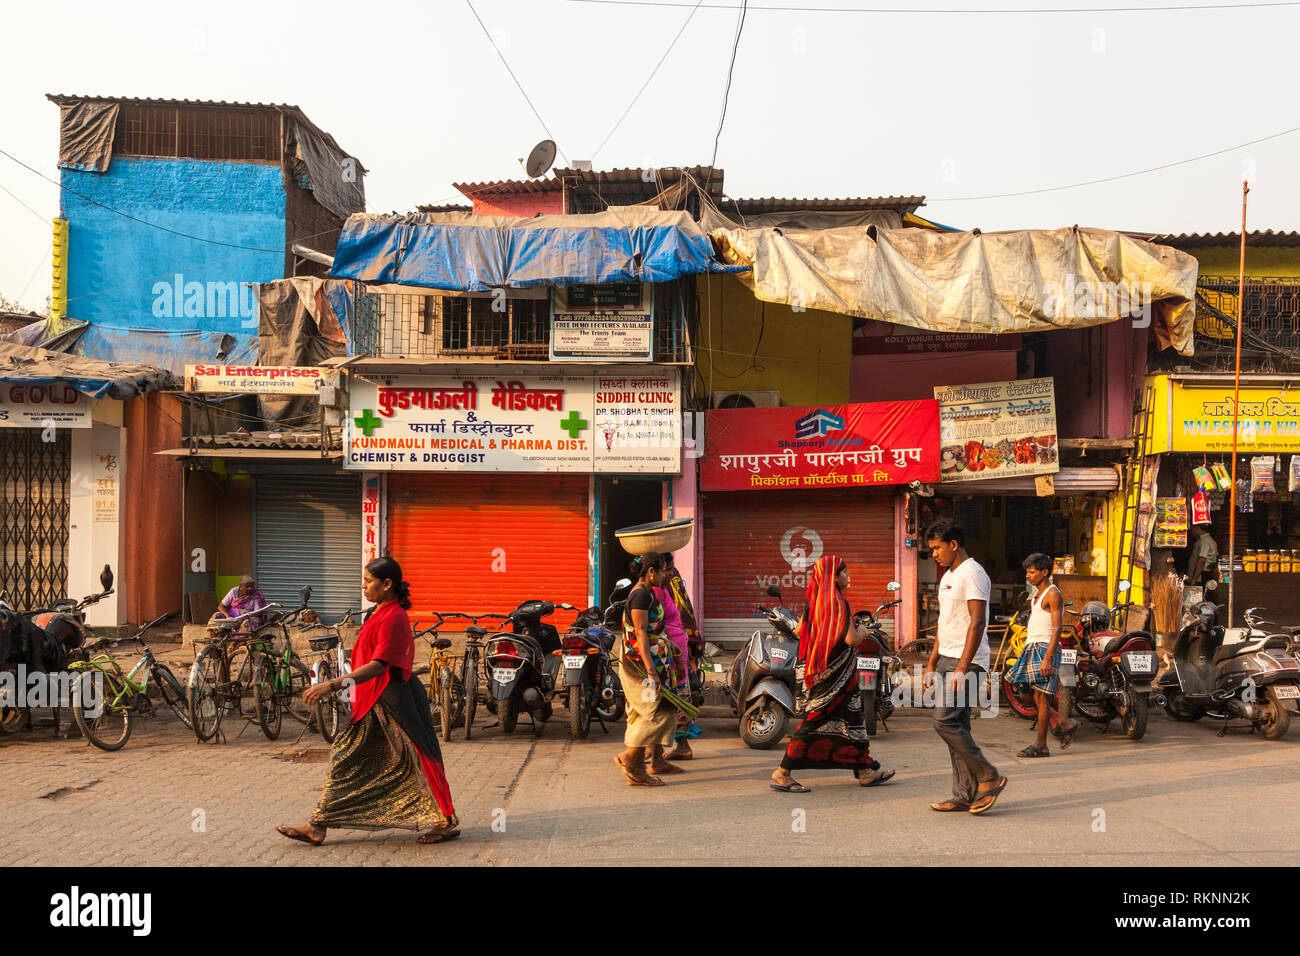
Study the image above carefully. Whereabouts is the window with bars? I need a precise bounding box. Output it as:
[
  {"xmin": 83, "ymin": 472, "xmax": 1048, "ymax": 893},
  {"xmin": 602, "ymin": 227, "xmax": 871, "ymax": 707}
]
[{"xmin": 114, "ymin": 104, "xmax": 279, "ymax": 161}]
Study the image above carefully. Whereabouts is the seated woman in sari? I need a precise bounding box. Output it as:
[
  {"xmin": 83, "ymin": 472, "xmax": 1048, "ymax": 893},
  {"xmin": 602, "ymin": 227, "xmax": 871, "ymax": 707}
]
[
  {"xmin": 770, "ymin": 555, "xmax": 896, "ymax": 793},
  {"xmin": 211, "ymin": 575, "xmax": 266, "ymax": 633},
  {"xmin": 277, "ymin": 556, "xmax": 459, "ymax": 846}
]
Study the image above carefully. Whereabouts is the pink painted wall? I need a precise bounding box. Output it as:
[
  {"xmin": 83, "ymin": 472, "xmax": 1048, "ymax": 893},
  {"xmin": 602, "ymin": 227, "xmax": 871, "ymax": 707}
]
[
  {"xmin": 850, "ymin": 350, "xmax": 1018, "ymax": 404},
  {"xmin": 664, "ymin": 458, "xmax": 700, "ymax": 606},
  {"xmin": 1047, "ymin": 323, "xmax": 1145, "ymax": 440},
  {"xmin": 468, "ymin": 192, "xmax": 564, "ymax": 217}
]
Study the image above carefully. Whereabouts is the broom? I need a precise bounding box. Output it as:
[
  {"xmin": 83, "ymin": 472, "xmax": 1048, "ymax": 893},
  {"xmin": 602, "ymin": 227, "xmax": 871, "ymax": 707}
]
[{"xmin": 620, "ymin": 657, "xmax": 700, "ymax": 720}]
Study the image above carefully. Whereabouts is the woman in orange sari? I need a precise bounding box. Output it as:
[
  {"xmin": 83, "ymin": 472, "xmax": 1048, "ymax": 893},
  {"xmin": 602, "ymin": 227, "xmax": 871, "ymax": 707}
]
[
  {"xmin": 277, "ymin": 556, "xmax": 459, "ymax": 846},
  {"xmin": 770, "ymin": 555, "xmax": 896, "ymax": 793}
]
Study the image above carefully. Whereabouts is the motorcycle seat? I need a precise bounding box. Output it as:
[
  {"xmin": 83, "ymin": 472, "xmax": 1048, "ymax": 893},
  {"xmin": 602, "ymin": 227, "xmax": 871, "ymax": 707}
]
[
  {"xmin": 464, "ymin": 626, "xmax": 487, "ymax": 637},
  {"xmin": 1212, "ymin": 634, "xmax": 1289, "ymax": 665}
]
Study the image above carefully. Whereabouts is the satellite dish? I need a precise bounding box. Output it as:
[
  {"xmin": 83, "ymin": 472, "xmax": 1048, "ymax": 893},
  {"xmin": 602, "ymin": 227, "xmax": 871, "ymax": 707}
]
[{"xmin": 524, "ymin": 140, "xmax": 557, "ymax": 179}]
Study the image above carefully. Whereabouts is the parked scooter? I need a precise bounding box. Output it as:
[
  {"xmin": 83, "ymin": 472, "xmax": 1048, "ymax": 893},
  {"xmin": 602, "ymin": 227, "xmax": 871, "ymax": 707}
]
[
  {"xmin": 484, "ymin": 599, "xmax": 575, "ymax": 735},
  {"xmin": 725, "ymin": 584, "xmax": 800, "ymax": 749},
  {"xmin": 557, "ymin": 579, "xmax": 630, "ymax": 738},
  {"xmin": 1156, "ymin": 582, "xmax": 1300, "ymax": 739},
  {"xmin": 852, "ymin": 582, "xmax": 902, "ymax": 735},
  {"xmin": 1059, "ymin": 580, "xmax": 1159, "ymax": 740}
]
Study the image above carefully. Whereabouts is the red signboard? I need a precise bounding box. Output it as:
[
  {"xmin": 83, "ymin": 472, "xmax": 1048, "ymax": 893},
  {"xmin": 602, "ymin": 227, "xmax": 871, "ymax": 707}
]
[{"xmin": 701, "ymin": 401, "xmax": 940, "ymax": 492}]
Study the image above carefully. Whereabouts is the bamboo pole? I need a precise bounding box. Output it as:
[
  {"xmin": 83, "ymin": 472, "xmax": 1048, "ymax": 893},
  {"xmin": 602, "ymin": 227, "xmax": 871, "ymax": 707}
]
[{"xmin": 1227, "ymin": 181, "xmax": 1249, "ymax": 628}]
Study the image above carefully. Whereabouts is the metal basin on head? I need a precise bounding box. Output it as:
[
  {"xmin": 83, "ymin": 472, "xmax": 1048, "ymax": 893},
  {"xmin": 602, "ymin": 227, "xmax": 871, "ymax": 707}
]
[{"xmin": 614, "ymin": 518, "xmax": 694, "ymax": 555}]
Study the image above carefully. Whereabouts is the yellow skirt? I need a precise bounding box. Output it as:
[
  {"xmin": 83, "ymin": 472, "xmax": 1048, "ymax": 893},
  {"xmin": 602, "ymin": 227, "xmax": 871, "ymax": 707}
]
[{"xmin": 617, "ymin": 653, "xmax": 676, "ymax": 748}]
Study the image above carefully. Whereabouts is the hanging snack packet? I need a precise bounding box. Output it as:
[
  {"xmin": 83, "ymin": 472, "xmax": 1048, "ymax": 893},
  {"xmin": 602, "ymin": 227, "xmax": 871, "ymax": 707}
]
[
  {"xmin": 1211, "ymin": 461, "xmax": 1232, "ymax": 491},
  {"xmin": 1192, "ymin": 465, "xmax": 1216, "ymax": 493},
  {"xmin": 1191, "ymin": 491, "xmax": 1211, "ymax": 526},
  {"xmin": 1290, "ymin": 455, "xmax": 1300, "ymax": 493},
  {"xmin": 1251, "ymin": 456, "xmax": 1276, "ymax": 495},
  {"xmin": 1237, "ymin": 478, "xmax": 1254, "ymax": 513}
]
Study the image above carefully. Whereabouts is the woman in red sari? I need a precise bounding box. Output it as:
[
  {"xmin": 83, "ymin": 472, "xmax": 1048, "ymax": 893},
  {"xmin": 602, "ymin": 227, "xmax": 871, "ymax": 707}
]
[
  {"xmin": 769, "ymin": 555, "xmax": 896, "ymax": 793},
  {"xmin": 277, "ymin": 557, "xmax": 459, "ymax": 846}
]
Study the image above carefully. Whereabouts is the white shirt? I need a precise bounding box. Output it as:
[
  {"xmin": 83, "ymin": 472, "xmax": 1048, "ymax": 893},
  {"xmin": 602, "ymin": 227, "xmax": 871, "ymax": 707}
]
[
  {"xmin": 1026, "ymin": 583, "xmax": 1059, "ymax": 645},
  {"xmin": 936, "ymin": 557, "xmax": 991, "ymax": 669}
]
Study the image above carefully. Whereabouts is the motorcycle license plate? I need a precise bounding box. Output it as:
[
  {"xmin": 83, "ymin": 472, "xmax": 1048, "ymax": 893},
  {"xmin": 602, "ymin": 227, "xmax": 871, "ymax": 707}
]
[
  {"xmin": 1127, "ymin": 653, "xmax": 1154, "ymax": 671},
  {"xmin": 492, "ymin": 667, "xmax": 518, "ymax": 684},
  {"xmin": 770, "ymin": 649, "xmax": 789, "ymax": 661},
  {"xmin": 1274, "ymin": 685, "xmax": 1300, "ymax": 700},
  {"xmin": 1060, "ymin": 649, "xmax": 1077, "ymax": 665},
  {"xmin": 857, "ymin": 656, "xmax": 880, "ymax": 671},
  {"xmin": 563, "ymin": 654, "xmax": 586, "ymax": 670}
]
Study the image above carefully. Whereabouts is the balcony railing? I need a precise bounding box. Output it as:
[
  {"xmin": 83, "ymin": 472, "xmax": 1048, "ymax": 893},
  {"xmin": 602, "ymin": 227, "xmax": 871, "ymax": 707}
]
[
  {"xmin": 351, "ymin": 280, "xmax": 694, "ymax": 363},
  {"xmin": 1192, "ymin": 275, "xmax": 1300, "ymax": 370}
]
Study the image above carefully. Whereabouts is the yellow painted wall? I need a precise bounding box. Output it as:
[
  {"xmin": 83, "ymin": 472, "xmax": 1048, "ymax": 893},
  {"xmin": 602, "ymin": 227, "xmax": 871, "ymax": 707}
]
[
  {"xmin": 1189, "ymin": 245, "xmax": 1300, "ymax": 278},
  {"xmin": 695, "ymin": 275, "xmax": 852, "ymax": 407}
]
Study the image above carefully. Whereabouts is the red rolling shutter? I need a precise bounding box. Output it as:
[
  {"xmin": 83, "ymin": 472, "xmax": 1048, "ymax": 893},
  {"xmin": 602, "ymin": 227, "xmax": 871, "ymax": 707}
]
[
  {"xmin": 702, "ymin": 489, "xmax": 896, "ymax": 624},
  {"xmin": 386, "ymin": 474, "xmax": 590, "ymax": 629}
]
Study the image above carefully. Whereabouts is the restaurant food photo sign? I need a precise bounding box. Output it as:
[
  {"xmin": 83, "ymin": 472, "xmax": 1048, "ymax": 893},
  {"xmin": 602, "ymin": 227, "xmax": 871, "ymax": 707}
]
[
  {"xmin": 700, "ymin": 400, "xmax": 940, "ymax": 491},
  {"xmin": 346, "ymin": 367, "xmax": 680, "ymax": 474},
  {"xmin": 934, "ymin": 377, "xmax": 1059, "ymax": 482}
]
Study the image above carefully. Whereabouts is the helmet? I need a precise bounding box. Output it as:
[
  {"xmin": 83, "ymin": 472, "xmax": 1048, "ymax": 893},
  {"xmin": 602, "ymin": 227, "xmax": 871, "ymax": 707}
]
[{"xmin": 1080, "ymin": 601, "xmax": 1111, "ymax": 632}]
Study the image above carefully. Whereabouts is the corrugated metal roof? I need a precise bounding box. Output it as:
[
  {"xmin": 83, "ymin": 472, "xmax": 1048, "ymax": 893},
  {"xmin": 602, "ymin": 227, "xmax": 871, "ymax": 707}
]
[
  {"xmin": 730, "ymin": 195, "xmax": 924, "ymax": 214},
  {"xmin": 416, "ymin": 202, "xmax": 473, "ymax": 213},
  {"xmin": 452, "ymin": 177, "xmax": 563, "ymax": 197},
  {"xmin": 556, "ymin": 165, "xmax": 723, "ymax": 186},
  {"xmin": 1143, "ymin": 229, "xmax": 1300, "ymax": 248}
]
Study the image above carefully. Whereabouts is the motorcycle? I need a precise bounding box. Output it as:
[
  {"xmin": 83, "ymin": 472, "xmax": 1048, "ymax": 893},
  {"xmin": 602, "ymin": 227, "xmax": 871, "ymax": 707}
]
[
  {"xmin": 484, "ymin": 599, "xmax": 574, "ymax": 736},
  {"xmin": 851, "ymin": 582, "xmax": 902, "ymax": 735},
  {"xmin": 1156, "ymin": 583, "xmax": 1300, "ymax": 740},
  {"xmin": 725, "ymin": 584, "xmax": 800, "ymax": 749},
  {"xmin": 1060, "ymin": 580, "xmax": 1159, "ymax": 740},
  {"xmin": 557, "ymin": 580, "xmax": 630, "ymax": 739}
]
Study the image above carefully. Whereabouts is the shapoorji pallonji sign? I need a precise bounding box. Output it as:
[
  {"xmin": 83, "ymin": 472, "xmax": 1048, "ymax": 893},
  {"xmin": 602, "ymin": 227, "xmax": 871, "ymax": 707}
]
[
  {"xmin": 934, "ymin": 377, "xmax": 1060, "ymax": 482},
  {"xmin": 345, "ymin": 366, "xmax": 681, "ymax": 474},
  {"xmin": 185, "ymin": 365, "xmax": 326, "ymax": 395}
]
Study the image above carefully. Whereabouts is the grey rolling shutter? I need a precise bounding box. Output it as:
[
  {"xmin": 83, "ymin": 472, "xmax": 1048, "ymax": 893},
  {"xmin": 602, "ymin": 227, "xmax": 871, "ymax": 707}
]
[{"xmin": 255, "ymin": 475, "xmax": 361, "ymax": 622}]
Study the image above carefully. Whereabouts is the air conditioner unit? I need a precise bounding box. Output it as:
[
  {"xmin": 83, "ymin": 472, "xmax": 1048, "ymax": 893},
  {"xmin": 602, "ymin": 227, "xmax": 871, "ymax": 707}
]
[{"xmin": 711, "ymin": 389, "xmax": 780, "ymax": 409}]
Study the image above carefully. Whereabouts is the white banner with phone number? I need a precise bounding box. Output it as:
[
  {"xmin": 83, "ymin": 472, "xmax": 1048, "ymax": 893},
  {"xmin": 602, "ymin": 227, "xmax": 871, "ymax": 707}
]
[{"xmin": 0, "ymin": 384, "xmax": 91, "ymax": 428}]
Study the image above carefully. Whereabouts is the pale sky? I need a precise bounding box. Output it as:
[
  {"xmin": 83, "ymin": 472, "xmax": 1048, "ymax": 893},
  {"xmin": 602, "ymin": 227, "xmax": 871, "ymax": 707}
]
[{"xmin": 2, "ymin": 0, "xmax": 1298, "ymax": 313}]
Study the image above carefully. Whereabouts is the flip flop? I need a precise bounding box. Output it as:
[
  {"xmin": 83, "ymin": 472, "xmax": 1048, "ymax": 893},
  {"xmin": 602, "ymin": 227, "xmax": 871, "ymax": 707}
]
[
  {"xmin": 1017, "ymin": 745, "xmax": 1051, "ymax": 758},
  {"xmin": 858, "ymin": 768, "xmax": 896, "ymax": 787},
  {"xmin": 276, "ymin": 825, "xmax": 324, "ymax": 846},
  {"xmin": 770, "ymin": 781, "xmax": 811, "ymax": 793},
  {"xmin": 650, "ymin": 762, "xmax": 685, "ymax": 774},
  {"xmin": 969, "ymin": 776, "xmax": 1008, "ymax": 814},
  {"xmin": 929, "ymin": 800, "xmax": 970, "ymax": 812},
  {"xmin": 416, "ymin": 827, "xmax": 462, "ymax": 845},
  {"xmin": 615, "ymin": 754, "xmax": 664, "ymax": 787},
  {"xmin": 1059, "ymin": 723, "xmax": 1078, "ymax": 749}
]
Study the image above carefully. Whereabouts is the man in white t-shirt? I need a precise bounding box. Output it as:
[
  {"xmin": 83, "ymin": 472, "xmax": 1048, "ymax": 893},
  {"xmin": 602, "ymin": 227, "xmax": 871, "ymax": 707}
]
[{"xmin": 924, "ymin": 520, "xmax": 1006, "ymax": 815}]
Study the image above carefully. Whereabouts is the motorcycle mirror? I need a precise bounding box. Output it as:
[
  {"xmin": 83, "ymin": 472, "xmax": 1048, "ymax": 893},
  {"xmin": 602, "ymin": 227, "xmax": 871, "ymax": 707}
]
[
  {"xmin": 299, "ymin": 585, "xmax": 313, "ymax": 607},
  {"xmin": 560, "ymin": 602, "xmax": 574, "ymax": 610},
  {"xmin": 886, "ymin": 581, "xmax": 900, "ymax": 592},
  {"xmin": 1118, "ymin": 580, "xmax": 1132, "ymax": 593},
  {"xmin": 100, "ymin": 564, "xmax": 114, "ymax": 594},
  {"xmin": 1204, "ymin": 579, "xmax": 1218, "ymax": 592},
  {"xmin": 615, "ymin": 577, "xmax": 631, "ymax": 590},
  {"xmin": 765, "ymin": 584, "xmax": 782, "ymax": 600}
]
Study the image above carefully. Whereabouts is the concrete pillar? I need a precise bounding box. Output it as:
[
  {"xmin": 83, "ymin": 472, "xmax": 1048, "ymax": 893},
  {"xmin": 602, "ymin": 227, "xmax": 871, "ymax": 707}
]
[
  {"xmin": 895, "ymin": 493, "xmax": 918, "ymax": 647},
  {"xmin": 69, "ymin": 403, "xmax": 126, "ymax": 627}
]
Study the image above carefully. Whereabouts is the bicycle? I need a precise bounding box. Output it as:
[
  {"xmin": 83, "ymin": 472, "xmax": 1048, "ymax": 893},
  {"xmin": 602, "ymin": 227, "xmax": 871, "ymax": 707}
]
[
  {"xmin": 187, "ymin": 604, "xmax": 279, "ymax": 741},
  {"xmin": 304, "ymin": 608, "xmax": 357, "ymax": 743},
  {"xmin": 68, "ymin": 614, "xmax": 190, "ymax": 751},
  {"xmin": 248, "ymin": 588, "xmax": 315, "ymax": 740},
  {"xmin": 443, "ymin": 612, "xmax": 505, "ymax": 742},
  {"xmin": 412, "ymin": 613, "xmax": 461, "ymax": 742}
]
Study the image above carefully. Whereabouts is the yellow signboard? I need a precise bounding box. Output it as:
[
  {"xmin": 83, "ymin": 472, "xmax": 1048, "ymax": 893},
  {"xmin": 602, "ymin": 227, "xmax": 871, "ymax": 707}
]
[{"xmin": 1154, "ymin": 379, "xmax": 1300, "ymax": 453}]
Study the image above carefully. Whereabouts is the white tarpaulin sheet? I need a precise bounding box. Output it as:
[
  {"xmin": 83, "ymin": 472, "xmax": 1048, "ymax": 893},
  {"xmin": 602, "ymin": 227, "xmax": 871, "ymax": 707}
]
[{"xmin": 711, "ymin": 224, "xmax": 1199, "ymax": 355}]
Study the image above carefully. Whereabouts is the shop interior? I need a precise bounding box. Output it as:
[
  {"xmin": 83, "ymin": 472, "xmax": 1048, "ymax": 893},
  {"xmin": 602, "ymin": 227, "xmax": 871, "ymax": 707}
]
[
  {"xmin": 596, "ymin": 476, "xmax": 665, "ymax": 607},
  {"xmin": 916, "ymin": 492, "xmax": 1112, "ymax": 631}
]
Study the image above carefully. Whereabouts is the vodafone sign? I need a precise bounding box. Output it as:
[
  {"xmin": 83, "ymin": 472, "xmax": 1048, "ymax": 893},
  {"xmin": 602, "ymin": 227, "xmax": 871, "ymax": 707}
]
[{"xmin": 0, "ymin": 384, "xmax": 91, "ymax": 429}]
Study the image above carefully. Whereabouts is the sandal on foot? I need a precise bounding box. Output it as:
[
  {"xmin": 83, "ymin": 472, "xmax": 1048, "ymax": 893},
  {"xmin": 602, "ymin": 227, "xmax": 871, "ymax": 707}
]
[
  {"xmin": 929, "ymin": 800, "xmax": 969, "ymax": 812},
  {"xmin": 857, "ymin": 768, "xmax": 896, "ymax": 787},
  {"xmin": 276, "ymin": 825, "xmax": 324, "ymax": 846},
  {"xmin": 663, "ymin": 748, "xmax": 693, "ymax": 761},
  {"xmin": 1017, "ymin": 744, "xmax": 1051, "ymax": 758},
  {"xmin": 1059, "ymin": 722, "xmax": 1079, "ymax": 749},
  {"xmin": 770, "ymin": 774, "xmax": 810, "ymax": 793},
  {"xmin": 615, "ymin": 754, "xmax": 664, "ymax": 786},
  {"xmin": 650, "ymin": 762, "xmax": 685, "ymax": 774},
  {"xmin": 969, "ymin": 776, "xmax": 1008, "ymax": 814},
  {"xmin": 416, "ymin": 827, "xmax": 462, "ymax": 845}
]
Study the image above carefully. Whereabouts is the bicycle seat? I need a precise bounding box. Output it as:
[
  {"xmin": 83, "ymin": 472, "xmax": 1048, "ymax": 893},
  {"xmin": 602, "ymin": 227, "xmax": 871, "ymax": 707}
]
[
  {"xmin": 465, "ymin": 626, "xmax": 487, "ymax": 637},
  {"xmin": 431, "ymin": 637, "xmax": 453, "ymax": 650}
]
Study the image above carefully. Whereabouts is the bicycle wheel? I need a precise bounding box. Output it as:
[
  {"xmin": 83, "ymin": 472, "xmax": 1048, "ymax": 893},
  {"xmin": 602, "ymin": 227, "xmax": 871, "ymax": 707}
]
[
  {"xmin": 251, "ymin": 653, "xmax": 283, "ymax": 740},
  {"xmin": 462, "ymin": 656, "xmax": 478, "ymax": 741},
  {"xmin": 188, "ymin": 647, "xmax": 229, "ymax": 742},
  {"xmin": 0, "ymin": 666, "xmax": 23, "ymax": 734},
  {"xmin": 153, "ymin": 662, "xmax": 192, "ymax": 729},
  {"xmin": 896, "ymin": 636, "xmax": 935, "ymax": 669},
  {"xmin": 227, "ymin": 645, "xmax": 256, "ymax": 718},
  {"xmin": 285, "ymin": 655, "xmax": 313, "ymax": 725},
  {"xmin": 73, "ymin": 671, "xmax": 132, "ymax": 751},
  {"xmin": 315, "ymin": 659, "xmax": 338, "ymax": 742},
  {"xmin": 439, "ymin": 665, "xmax": 454, "ymax": 742}
]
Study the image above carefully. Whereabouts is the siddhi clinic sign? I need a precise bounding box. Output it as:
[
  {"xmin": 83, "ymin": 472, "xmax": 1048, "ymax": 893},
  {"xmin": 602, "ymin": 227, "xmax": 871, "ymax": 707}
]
[{"xmin": 1150, "ymin": 378, "xmax": 1300, "ymax": 453}]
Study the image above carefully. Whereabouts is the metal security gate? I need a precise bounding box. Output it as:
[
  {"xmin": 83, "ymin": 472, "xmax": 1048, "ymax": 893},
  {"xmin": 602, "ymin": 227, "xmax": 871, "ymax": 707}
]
[
  {"xmin": 255, "ymin": 475, "xmax": 361, "ymax": 622},
  {"xmin": 0, "ymin": 429, "xmax": 71, "ymax": 609}
]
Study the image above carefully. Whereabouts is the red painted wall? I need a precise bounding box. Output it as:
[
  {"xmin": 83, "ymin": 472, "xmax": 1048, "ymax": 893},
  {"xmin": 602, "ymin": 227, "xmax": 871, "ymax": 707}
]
[
  {"xmin": 123, "ymin": 392, "xmax": 183, "ymax": 622},
  {"xmin": 468, "ymin": 191, "xmax": 563, "ymax": 217},
  {"xmin": 850, "ymin": 350, "xmax": 1018, "ymax": 404}
]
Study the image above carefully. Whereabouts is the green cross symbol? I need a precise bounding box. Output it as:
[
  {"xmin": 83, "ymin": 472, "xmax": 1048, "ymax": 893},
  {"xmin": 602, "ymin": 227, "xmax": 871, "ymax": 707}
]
[
  {"xmin": 354, "ymin": 409, "xmax": 383, "ymax": 436},
  {"xmin": 559, "ymin": 410, "xmax": 589, "ymax": 438}
]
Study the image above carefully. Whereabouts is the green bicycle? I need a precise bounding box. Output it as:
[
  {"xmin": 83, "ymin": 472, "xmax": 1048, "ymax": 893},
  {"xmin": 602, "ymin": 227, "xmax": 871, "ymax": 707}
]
[
  {"xmin": 248, "ymin": 587, "xmax": 315, "ymax": 740},
  {"xmin": 69, "ymin": 614, "xmax": 191, "ymax": 751}
]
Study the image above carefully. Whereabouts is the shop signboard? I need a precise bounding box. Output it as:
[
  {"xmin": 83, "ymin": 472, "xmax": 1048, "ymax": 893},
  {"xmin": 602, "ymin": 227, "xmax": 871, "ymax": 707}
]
[
  {"xmin": 934, "ymin": 377, "xmax": 1059, "ymax": 483},
  {"xmin": 185, "ymin": 365, "xmax": 326, "ymax": 395},
  {"xmin": 345, "ymin": 366, "xmax": 680, "ymax": 474},
  {"xmin": 0, "ymin": 383, "xmax": 91, "ymax": 429},
  {"xmin": 853, "ymin": 323, "xmax": 1019, "ymax": 355},
  {"xmin": 1165, "ymin": 383, "xmax": 1300, "ymax": 452},
  {"xmin": 550, "ymin": 283, "xmax": 653, "ymax": 361},
  {"xmin": 699, "ymin": 400, "xmax": 939, "ymax": 492}
]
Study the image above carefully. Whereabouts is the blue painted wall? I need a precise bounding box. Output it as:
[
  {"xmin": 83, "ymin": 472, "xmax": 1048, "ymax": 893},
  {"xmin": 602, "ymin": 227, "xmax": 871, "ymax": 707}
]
[{"xmin": 61, "ymin": 157, "xmax": 286, "ymax": 370}]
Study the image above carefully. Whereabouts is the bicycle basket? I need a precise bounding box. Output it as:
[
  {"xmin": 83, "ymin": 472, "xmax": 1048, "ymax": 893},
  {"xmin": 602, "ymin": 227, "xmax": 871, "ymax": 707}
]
[
  {"xmin": 250, "ymin": 624, "xmax": 290, "ymax": 655},
  {"xmin": 308, "ymin": 633, "xmax": 339, "ymax": 652}
]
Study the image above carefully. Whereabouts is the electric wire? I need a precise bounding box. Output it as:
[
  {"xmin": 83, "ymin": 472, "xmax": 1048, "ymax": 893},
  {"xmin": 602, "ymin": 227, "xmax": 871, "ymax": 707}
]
[
  {"xmin": 0, "ymin": 180, "xmax": 48, "ymax": 224},
  {"xmin": 710, "ymin": 0, "xmax": 749, "ymax": 171},
  {"xmin": 569, "ymin": 0, "xmax": 1300, "ymax": 13}
]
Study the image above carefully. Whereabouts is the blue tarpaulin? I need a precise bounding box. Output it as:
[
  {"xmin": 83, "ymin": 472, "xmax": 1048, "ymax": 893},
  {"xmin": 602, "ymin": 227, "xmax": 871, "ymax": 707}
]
[
  {"xmin": 0, "ymin": 341, "xmax": 177, "ymax": 399},
  {"xmin": 330, "ymin": 209, "xmax": 744, "ymax": 291}
]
